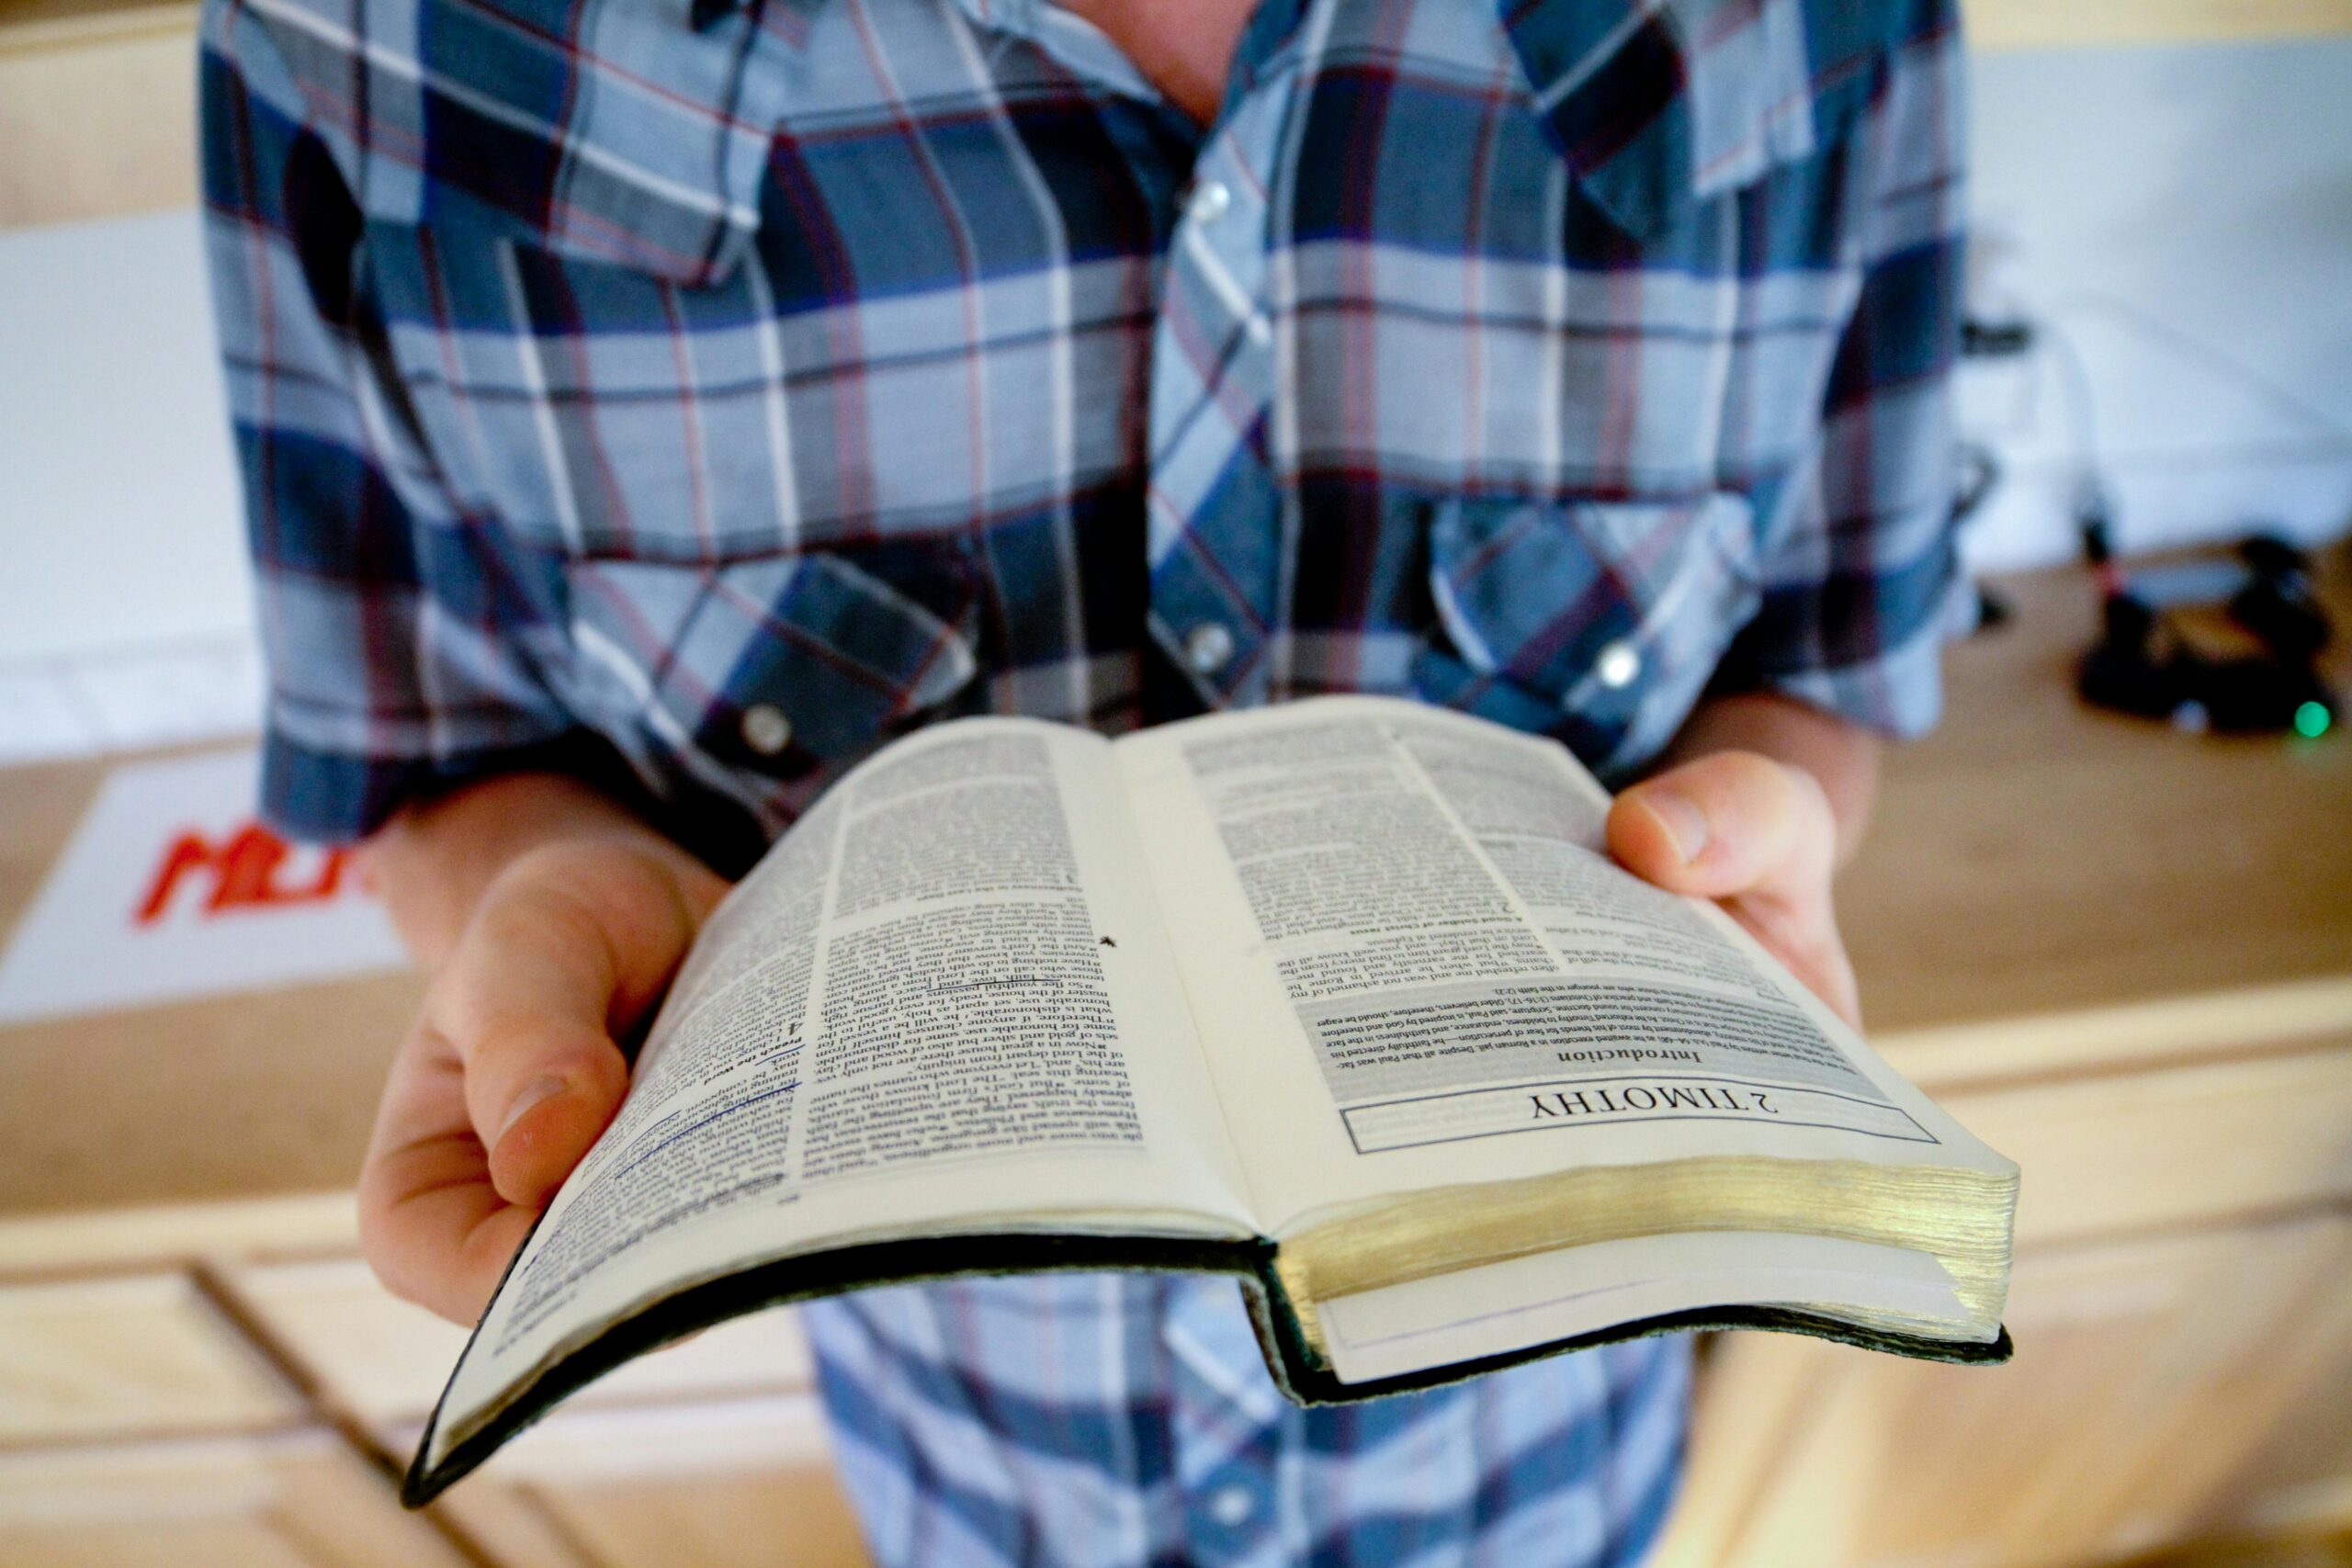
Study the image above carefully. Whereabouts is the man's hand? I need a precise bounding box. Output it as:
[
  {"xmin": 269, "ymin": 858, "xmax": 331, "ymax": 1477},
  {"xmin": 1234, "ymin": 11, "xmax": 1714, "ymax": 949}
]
[
  {"xmin": 356, "ymin": 780, "xmax": 729, "ymax": 1325},
  {"xmin": 1603, "ymin": 696, "xmax": 1881, "ymax": 1030}
]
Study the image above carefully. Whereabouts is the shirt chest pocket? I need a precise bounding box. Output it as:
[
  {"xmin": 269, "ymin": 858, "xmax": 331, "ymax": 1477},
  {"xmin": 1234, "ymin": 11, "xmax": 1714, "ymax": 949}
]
[
  {"xmin": 1411, "ymin": 492, "xmax": 1761, "ymax": 772},
  {"xmin": 550, "ymin": 546, "xmax": 981, "ymax": 816}
]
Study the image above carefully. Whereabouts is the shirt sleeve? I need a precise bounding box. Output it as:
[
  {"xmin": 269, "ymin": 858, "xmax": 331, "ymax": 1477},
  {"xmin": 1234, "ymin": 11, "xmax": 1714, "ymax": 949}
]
[
  {"xmin": 1710, "ymin": 15, "xmax": 1977, "ymax": 739},
  {"xmin": 199, "ymin": 1, "xmax": 575, "ymax": 841}
]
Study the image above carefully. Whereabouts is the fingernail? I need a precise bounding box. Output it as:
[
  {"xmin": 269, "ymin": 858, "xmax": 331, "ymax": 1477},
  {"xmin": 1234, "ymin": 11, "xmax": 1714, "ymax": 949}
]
[
  {"xmin": 498, "ymin": 1076, "xmax": 569, "ymax": 1142},
  {"xmin": 1637, "ymin": 789, "xmax": 1710, "ymax": 864}
]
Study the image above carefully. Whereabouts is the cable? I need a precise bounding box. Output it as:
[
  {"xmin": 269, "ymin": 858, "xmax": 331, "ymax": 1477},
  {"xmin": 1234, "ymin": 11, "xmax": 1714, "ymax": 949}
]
[
  {"xmin": 2014, "ymin": 312, "xmax": 2124, "ymax": 589},
  {"xmin": 2046, "ymin": 290, "xmax": 2352, "ymax": 449}
]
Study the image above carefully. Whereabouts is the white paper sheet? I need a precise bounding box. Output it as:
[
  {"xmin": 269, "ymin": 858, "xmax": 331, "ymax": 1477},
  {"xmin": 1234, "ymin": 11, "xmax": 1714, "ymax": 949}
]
[{"xmin": 0, "ymin": 749, "xmax": 408, "ymax": 1024}]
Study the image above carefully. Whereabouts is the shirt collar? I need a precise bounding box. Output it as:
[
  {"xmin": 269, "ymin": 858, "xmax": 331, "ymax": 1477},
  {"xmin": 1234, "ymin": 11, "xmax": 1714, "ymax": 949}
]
[
  {"xmin": 945, "ymin": 0, "xmax": 1169, "ymax": 105},
  {"xmin": 660, "ymin": 0, "xmax": 1928, "ymax": 254},
  {"xmin": 1498, "ymin": 0, "xmax": 1941, "ymax": 235}
]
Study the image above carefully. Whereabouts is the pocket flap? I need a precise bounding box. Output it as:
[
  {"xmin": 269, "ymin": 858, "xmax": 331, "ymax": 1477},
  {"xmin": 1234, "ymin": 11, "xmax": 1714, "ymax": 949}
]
[
  {"xmin": 1419, "ymin": 492, "xmax": 1758, "ymax": 768},
  {"xmin": 563, "ymin": 549, "xmax": 978, "ymax": 783},
  {"xmin": 1428, "ymin": 496, "xmax": 1741, "ymax": 688}
]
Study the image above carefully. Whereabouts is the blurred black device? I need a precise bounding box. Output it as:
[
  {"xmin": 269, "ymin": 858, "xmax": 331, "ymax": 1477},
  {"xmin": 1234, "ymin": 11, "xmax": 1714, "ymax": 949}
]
[{"xmin": 2075, "ymin": 531, "xmax": 2337, "ymax": 737}]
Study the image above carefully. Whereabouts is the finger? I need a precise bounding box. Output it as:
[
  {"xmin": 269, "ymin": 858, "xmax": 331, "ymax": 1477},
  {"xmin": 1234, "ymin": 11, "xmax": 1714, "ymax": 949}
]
[
  {"xmin": 1721, "ymin": 889, "xmax": 1864, "ymax": 1031},
  {"xmin": 434, "ymin": 848, "xmax": 706, "ymax": 1208},
  {"xmin": 1606, "ymin": 750, "xmax": 1837, "ymax": 903},
  {"xmin": 356, "ymin": 1017, "xmax": 542, "ymax": 1325},
  {"xmin": 432, "ymin": 893, "xmax": 633, "ymax": 1210}
]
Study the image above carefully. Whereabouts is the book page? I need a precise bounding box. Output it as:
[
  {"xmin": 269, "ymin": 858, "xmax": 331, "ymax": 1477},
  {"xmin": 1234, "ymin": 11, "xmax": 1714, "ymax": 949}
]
[
  {"xmin": 1115, "ymin": 696, "xmax": 2012, "ymax": 1239},
  {"xmin": 428, "ymin": 718, "xmax": 1255, "ymax": 1466},
  {"xmin": 1317, "ymin": 1232, "xmax": 1969, "ymax": 1383}
]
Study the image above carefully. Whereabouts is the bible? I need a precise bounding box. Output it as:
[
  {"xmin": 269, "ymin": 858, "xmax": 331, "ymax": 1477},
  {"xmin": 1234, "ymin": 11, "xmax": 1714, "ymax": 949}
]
[{"xmin": 404, "ymin": 695, "xmax": 2018, "ymax": 1505}]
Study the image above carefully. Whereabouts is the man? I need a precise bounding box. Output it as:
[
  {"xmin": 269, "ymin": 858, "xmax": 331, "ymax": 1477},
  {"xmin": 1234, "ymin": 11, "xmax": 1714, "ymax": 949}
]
[{"xmin": 200, "ymin": 0, "xmax": 1967, "ymax": 1560}]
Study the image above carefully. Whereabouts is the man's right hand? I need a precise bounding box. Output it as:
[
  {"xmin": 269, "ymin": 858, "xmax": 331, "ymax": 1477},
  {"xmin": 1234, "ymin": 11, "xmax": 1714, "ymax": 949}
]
[{"xmin": 354, "ymin": 778, "xmax": 729, "ymax": 1325}]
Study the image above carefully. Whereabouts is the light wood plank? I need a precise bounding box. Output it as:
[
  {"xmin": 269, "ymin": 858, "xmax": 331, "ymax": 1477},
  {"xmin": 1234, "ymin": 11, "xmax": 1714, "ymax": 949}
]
[
  {"xmin": 0, "ymin": 1271, "xmax": 300, "ymax": 1443},
  {"xmin": 0, "ymin": 1427, "xmax": 476, "ymax": 1568},
  {"xmin": 1648, "ymin": 1338, "xmax": 1838, "ymax": 1568},
  {"xmin": 411, "ymin": 1394, "xmax": 838, "ymax": 1486},
  {"xmin": 1682, "ymin": 1214, "xmax": 2352, "ymax": 1568},
  {"xmin": 492, "ymin": 1400, "xmax": 869, "ymax": 1568},
  {"xmin": 0, "ymin": 1194, "xmax": 359, "ymax": 1277},
  {"xmin": 1877, "ymin": 976, "xmax": 2352, "ymax": 1095},
  {"xmin": 1940, "ymin": 1038, "xmax": 2352, "ymax": 1246},
  {"xmin": 536, "ymin": 1459, "xmax": 873, "ymax": 1568},
  {"xmin": 420, "ymin": 1483, "xmax": 593, "ymax": 1568},
  {"xmin": 412, "ymin": 1397, "xmax": 872, "ymax": 1568},
  {"xmin": 228, "ymin": 1256, "xmax": 818, "ymax": 1432}
]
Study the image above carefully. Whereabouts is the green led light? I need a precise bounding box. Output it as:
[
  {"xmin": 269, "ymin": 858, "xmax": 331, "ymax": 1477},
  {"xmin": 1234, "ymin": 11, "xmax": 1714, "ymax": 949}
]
[{"xmin": 2294, "ymin": 701, "xmax": 2331, "ymax": 739}]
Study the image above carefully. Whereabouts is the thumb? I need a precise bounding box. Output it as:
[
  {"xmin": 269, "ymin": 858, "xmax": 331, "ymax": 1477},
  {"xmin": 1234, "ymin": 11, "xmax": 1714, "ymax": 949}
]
[
  {"xmin": 435, "ymin": 845, "xmax": 715, "ymax": 1207},
  {"xmin": 1606, "ymin": 750, "xmax": 1836, "ymax": 904}
]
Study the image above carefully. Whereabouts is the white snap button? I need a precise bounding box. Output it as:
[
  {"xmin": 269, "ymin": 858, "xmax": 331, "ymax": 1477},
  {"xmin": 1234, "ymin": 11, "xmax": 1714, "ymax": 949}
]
[
  {"xmin": 1594, "ymin": 640, "xmax": 1641, "ymax": 690},
  {"xmin": 1207, "ymin": 1483, "xmax": 1254, "ymax": 1527},
  {"xmin": 1184, "ymin": 622, "xmax": 1237, "ymax": 675},
  {"xmin": 1188, "ymin": 179, "xmax": 1232, "ymax": 226},
  {"xmin": 740, "ymin": 703, "xmax": 794, "ymax": 756}
]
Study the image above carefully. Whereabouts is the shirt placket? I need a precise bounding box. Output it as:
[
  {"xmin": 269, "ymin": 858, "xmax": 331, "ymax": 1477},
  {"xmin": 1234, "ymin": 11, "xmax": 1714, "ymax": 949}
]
[
  {"xmin": 1163, "ymin": 1275, "xmax": 1301, "ymax": 1566},
  {"xmin": 956, "ymin": 0, "xmax": 1166, "ymax": 102},
  {"xmin": 880, "ymin": 6, "xmax": 1312, "ymax": 1548},
  {"xmin": 1141, "ymin": 41, "xmax": 1300, "ymax": 714},
  {"xmin": 1138, "ymin": 44, "xmax": 1314, "ymax": 1551}
]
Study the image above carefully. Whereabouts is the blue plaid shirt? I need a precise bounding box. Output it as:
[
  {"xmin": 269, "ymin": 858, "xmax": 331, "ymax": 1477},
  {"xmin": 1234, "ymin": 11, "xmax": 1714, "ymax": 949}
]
[{"xmin": 203, "ymin": 0, "xmax": 1967, "ymax": 1559}]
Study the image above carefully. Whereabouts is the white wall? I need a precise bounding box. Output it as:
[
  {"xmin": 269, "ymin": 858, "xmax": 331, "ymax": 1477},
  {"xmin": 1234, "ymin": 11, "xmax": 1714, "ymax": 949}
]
[
  {"xmin": 1958, "ymin": 37, "xmax": 2352, "ymax": 570},
  {"xmin": 0, "ymin": 209, "xmax": 262, "ymax": 761},
  {"xmin": 0, "ymin": 209, "xmax": 252, "ymax": 660}
]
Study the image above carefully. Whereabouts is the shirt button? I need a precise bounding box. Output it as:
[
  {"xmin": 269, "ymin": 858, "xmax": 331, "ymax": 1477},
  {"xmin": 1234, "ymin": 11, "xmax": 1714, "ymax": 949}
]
[
  {"xmin": 1207, "ymin": 1483, "xmax": 1255, "ymax": 1527},
  {"xmin": 1595, "ymin": 640, "xmax": 1642, "ymax": 690},
  {"xmin": 1187, "ymin": 178, "xmax": 1232, "ymax": 226},
  {"xmin": 1184, "ymin": 622, "xmax": 1237, "ymax": 676},
  {"xmin": 740, "ymin": 704, "xmax": 794, "ymax": 756}
]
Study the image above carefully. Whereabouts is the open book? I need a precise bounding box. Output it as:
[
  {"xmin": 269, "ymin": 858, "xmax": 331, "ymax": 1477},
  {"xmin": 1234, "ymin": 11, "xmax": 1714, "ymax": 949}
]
[{"xmin": 404, "ymin": 696, "xmax": 2017, "ymax": 1504}]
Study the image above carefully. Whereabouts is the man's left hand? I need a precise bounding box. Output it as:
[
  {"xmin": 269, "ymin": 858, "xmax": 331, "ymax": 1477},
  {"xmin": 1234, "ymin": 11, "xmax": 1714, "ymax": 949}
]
[{"xmin": 1605, "ymin": 750, "xmax": 1861, "ymax": 1030}]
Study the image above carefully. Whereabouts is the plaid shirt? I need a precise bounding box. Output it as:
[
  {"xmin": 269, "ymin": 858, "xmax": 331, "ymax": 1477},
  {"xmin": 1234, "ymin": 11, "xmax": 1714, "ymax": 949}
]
[{"xmin": 203, "ymin": 0, "xmax": 1967, "ymax": 1560}]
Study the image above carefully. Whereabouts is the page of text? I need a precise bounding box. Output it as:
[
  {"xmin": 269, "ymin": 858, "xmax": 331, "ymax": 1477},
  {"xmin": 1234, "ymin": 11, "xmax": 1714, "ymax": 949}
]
[
  {"xmin": 432, "ymin": 720, "xmax": 1255, "ymax": 1462},
  {"xmin": 1117, "ymin": 697, "xmax": 2007, "ymax": 1237}
]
